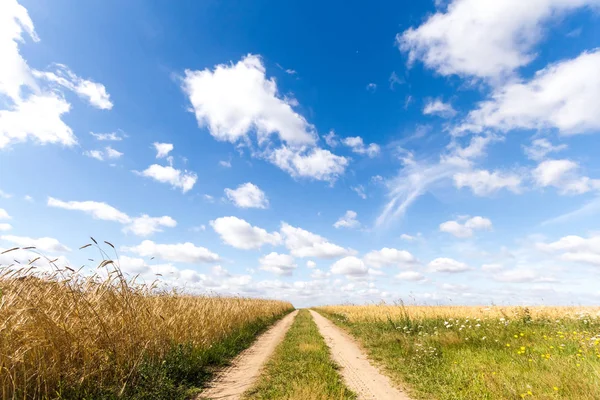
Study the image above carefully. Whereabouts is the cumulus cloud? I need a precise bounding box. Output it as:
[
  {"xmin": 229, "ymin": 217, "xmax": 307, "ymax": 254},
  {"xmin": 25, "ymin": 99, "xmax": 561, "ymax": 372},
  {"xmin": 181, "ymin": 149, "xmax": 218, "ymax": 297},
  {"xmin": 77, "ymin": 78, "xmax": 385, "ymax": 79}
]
[
  {"xmin": 0, "ymin": 208, "xmax": 10, "ymax": 220},
  {"xmin": 523, "ymin": 138, "xmax": 567, "ymax": 161},
  {"xmin": 456, "ymin": 49, "xmax": 600, "ymax": 135},
  {"xmin": 47, "ymin": 197, "xmax": 176, "ymax": 236},
  {"xmin": 281, "ymin": 222, "xmax": 353, "ymax": 259},
  {"xmin": 532, "ymin": 159, "xmax": 600, "ymax": 195},
  {"xmin": 342, "ymin": 136, "xmax": 380, "ymax": 157},
  {"xmin": 153, "ymin": 142, "xmax": 173, "ymax": 159},
  {"xmin": 439, "ymin": 216, "xmax": 492, "ymax": 238},
  {"xmin": 138, "ymin": 164, "xmax": 197, "ymax": 193},
  {"xmin": 211, "ymin": 216, "xmax": 281, "ymax": 250},
  {"xmin": 182, "ymin": 54, "xmax": 316, "ymax": 146},
  {"xmin": 259, "ymin": 252, "xmax": 297, "ymax": 275},
  {"xmin": 0, "ymin": 223, "xmax": 12, "ymax": 231},
  {"xmin": 32, "ymin": 64, "xmax": 112, "ymax": 110},
  {"xmin": 453, "ymin": 169, "xmax": 522, "ymax": 196},
  {"xmin": 398, "ymin": 0, "xmax": 598, "ymax": 80},
  {"xmin": 363, "ymin": 248, "xmax": 417, "ymax": 268},
  {"xmin": 537, "ymin": 234, "xmax": 600, "ymax": 266},
  {"xmin": 331, "ymin": 256, "xmax": 368, "ymax": 276},
  {"xmin": 493, "ymin": 269, "xmax": 543, "ymax": 283},
  {"xmin": 333, "ymin": 210, "xmax": 360, "ymax": 229},
  {"xmin": 0, "ymin": 93, "xmax": 75, "ymax": 149},
  {"xmin": 225, "ymin": 182, "xmax": 269, "ymax": 209},
  {"xmin": 423, "ymin": 99, "xmax": 456, "ymax": 118},
  {"xmin": 428, "ymin": 257, "xmax": 470, "ymax": 273},
  {"xmin": 268, "ymin": 146, "xmax": 349, "ymax": 182},
  {"xmin": 351, "ymin": 185, "xmax": 367, "ymax": 199},
  {"xmin": 395, "ymin": 271, "xmax": 426, "ymax": 281},
  {"xmin": 1, "ymin": 235, "xmax": 70, "ymax": 252},
  {"xmin": 123, "ymin": 240, "xmax": 219, "ymax": 264},
  {"xmin": 306, "ymin": 260, "xmax": 316, "ymax": 268}
]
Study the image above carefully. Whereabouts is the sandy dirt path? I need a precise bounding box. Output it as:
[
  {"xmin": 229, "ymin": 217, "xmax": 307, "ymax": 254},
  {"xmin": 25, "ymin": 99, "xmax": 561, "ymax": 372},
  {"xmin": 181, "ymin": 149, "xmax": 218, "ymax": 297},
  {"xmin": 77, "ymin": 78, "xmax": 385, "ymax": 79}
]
[
  {"xmin": 309, "ymin": 310, "xmax": 412, "ymax": 400},
  {"xmin": 198, "ymin": 310, "xmax": 299, "ymax": 400}
]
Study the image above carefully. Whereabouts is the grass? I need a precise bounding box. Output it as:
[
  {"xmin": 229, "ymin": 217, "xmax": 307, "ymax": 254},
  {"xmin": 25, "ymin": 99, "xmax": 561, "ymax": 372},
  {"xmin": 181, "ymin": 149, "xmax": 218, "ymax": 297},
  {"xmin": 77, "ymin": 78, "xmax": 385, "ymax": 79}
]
[
  {"xmin": 316, "ymin": 304, "xmax": 600, "ymax": 400},
  {"xmin": 0, "ymin": 242, "xmax": 293, "ymax": 400},
  {"xmin": 244, "ymin": 309, "xmax": 355, "ymax": 400}
]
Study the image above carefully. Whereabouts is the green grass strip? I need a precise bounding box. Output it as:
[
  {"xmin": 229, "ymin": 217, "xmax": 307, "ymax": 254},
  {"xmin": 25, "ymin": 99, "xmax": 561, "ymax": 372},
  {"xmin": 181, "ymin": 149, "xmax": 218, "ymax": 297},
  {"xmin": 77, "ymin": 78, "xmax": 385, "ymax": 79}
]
[{"xmin": 244, "ymin": 309, "xmax": 355, "ymax": 400}]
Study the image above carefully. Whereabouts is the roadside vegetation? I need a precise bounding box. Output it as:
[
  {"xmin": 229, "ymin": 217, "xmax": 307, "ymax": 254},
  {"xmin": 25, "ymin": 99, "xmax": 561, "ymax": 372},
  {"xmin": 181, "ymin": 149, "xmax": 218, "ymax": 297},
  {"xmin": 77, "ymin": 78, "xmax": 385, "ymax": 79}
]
[
  {"xmin": 244, "ymin": 309, "xmax": 355, "ymax": 400},
  {"xmin": 316, "ymin": 304, "xmax": 600, "ymax": 399},
  {"xmin": 0, "ymin": 242, "xmax": 293, "ymax": 400}
]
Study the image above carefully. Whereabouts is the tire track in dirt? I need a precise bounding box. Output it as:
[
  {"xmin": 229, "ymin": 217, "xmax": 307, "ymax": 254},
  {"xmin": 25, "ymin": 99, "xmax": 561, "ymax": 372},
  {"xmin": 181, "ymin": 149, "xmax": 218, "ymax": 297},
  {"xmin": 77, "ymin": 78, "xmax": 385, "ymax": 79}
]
[
  {"xmin": 198, "ymin": 310, "xmax": 298, "ymax": 400},
  {"xmin": 309, "ymin": 310, "xmax": 412, "ymax": 400}
]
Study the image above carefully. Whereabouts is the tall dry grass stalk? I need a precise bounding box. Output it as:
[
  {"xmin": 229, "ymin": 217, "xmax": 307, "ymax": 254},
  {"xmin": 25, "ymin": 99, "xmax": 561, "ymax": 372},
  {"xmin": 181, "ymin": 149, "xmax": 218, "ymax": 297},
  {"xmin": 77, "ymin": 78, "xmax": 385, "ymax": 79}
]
[{"xmin": 0, "ymin": 244, "xmax": 292, "ymax": 399}]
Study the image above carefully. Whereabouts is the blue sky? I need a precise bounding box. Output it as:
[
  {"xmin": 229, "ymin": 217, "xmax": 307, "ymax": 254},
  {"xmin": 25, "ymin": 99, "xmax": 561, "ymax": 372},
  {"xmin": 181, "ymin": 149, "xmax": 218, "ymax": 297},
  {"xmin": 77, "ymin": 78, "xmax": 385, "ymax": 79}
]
[{"xmin": 2, "ymin": 0, "xmax": 600, "ymax": 306}]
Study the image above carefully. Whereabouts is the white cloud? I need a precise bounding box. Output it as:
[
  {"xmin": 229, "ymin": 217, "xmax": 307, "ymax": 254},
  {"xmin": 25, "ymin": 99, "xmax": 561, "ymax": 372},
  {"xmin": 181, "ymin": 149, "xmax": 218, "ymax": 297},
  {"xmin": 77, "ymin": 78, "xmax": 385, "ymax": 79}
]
[
  {"xmin": 532, "ymin": 159, "xmax": 600, "ymax": 195},
  {"xmin": 363, "ymin": 247, "xmax": 417, "ymax": 268},
  {"xmin": 153, "ymin": 142, "xmax": 173, "ymax": 159},
  {"xmin": 84, "ymin": 146, "xmax": 123, "ymax": 161},
  {"xmin": 281, "ymin": 222, "xmax": 353, "ymax": 259},
  {"xmin": 224, "ymin": 182, "xmax": 269, "ymax": 209},
  {"xmin": 0, "ymin": 223, "xmax": 12, "ymax": 231},
  {"xmin": 537, "ymin": 234, "xmax": 600, "ymax": 266},
  {"xmin": 259, "ymin": 252, "xmax": 297, "ymax": 275},
  {"xmin": 219, "ymin": 160, "xmax": 232, "ymax": 168},
  {"xmin": 24, "ymin": 195, "xmax": 33, "ymax": 202},
  {"xmin": 123, "ymin": 240, "xmax": 219, "ymax": 264},
  {"xmin": 48, "ymin": 197, "xmax": 130, "ymax": 223},
  {"xmin": 268, "ymin": 146, "xmax": 349, "ymax": 182},
  {"xmin": 423, "ymin": 99, "xmax": 456, "ymax": 118},
  {"xmin": 182, "ymin": 54, "xmax": 316, "ymax": 146},
  {"xmin": 32, "ymin": 64, "xmax": 112, "ymax": 110},
  {"xmin": 395, "ymin": 271, "xmax": 426, "ymax": 281},
  {"xmin": 333, "ymin": 210, "xmax": 360, "ymax": 229},
  {"xmin": 428, "ymin": 257, "xmax": 470, "ymax": 273},
  {"xmin": 123, "ymin": 215, "xmax": 177, "ymax": 237},
  {"xmin": 331, "ymin": 256, "xmax": 368, "ymax": 276},
  {"xmin": 1, "ymin": 235, "xmax": 70, "ymax": 252},
  {"xmin": 211, "ymin": 216, "xmax": 282, "ymax": 250},
  {"xmin": 47, "ymin": 197, "xmax": 176, "ymax": 237},
  {"xmin": 342, "ymin": 136, "xmax": 380, "ymax": 157},
  {"xmin": 389, "ymin": 71, "xmax": 404, "ymax": 89},
  {"xmin": 324, "ymin": 130, "xmax": 338, "ymax": 147},
  {"xmin": 0, "ymin": 0, "xmax": 38, "ymax": 102},
  {"xmin": 0, "ymin": 93, "xmax": 75, "ymax": 149},
  {"xmin": 306, "ymin": 260, "xmax": 316, "ymax": 268},
  {"xmin": 105, "ymin": 146, "xmax": 123, "ymax": 159},
  {"xmin": 90, "ymin": 131, "xmax": 123, "ymax": 141},
  {"xmin": 398, "ymin": 0, "xmax": 598, "ymax": 80},
  {"xmin": 138, "ymin": 164, "xmax": 197, "ymax": 193},
  {"xmin": 351, "ymin": 185, "xmax": 367, "ymax": 199},
  {"xmin": 366, "ymin": 83, "xmax": 377, "ymax": 92},
  {"xmin": 400, "ymin": 233, "xmax": 417, "ymax": 241},
  {"xmin": 523, "ymin": 138, "xmax": 567, "ymax": 161},
  {"xmin": 457, "ymin": 49, "xmax": 600, "ymax": 135},
  {"xmin": 439, "ymin": 216, "xmax": 492, "ymax": 238},
  {"xmin": 0, "ymin": 190, "xmax": 12, "ymax": 199},
  {"xmin": 453, "ymin": 169, "xmax": 522, "ymax": 196},
  {"xmin": 0, "ymin": 208, "xmax": 11, "ymax": 220}
]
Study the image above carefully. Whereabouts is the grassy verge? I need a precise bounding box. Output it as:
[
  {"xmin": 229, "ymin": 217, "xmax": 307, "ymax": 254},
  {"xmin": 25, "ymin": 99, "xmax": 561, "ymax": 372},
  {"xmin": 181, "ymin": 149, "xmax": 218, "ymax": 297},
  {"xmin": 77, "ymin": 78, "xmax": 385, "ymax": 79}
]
[
  {"xmin": 244, "ymin": 309, "xmax": 355, "ymax": 400},
  {"xmin": 316, "ymin": 306, "xmax": 600, "ymax": 400}
]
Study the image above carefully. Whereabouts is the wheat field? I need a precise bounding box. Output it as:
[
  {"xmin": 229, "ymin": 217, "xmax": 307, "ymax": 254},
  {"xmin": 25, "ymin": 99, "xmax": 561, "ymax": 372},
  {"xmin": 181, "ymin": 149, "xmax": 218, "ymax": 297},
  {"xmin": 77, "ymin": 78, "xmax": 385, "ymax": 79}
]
[{"xmin": 0, "ymin": 246, "xmax": 293, "ymax": 399}]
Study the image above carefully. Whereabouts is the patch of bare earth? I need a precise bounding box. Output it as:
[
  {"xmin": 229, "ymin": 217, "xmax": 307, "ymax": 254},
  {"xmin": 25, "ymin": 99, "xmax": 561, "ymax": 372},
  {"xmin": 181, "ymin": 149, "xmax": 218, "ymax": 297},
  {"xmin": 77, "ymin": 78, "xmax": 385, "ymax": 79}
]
[
  {"xmin": 309, "ymin": 310, "xmax": 412, "ymax": 400},
  {"xmin": 198, "ymin": 310, "xmax": 299, "ymax": 400}
]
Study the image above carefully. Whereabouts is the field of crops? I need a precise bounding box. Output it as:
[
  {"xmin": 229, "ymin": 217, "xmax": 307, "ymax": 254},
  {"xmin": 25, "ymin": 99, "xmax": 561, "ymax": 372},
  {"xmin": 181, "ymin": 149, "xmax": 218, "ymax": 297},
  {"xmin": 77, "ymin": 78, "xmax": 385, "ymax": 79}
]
[
  {"xmin": 316, "ymin": 304, "xmax": 600, "ymax": 399},
  {"xmin": 0, "ymin": 258, "xmax": 293, "ymax": 399}
]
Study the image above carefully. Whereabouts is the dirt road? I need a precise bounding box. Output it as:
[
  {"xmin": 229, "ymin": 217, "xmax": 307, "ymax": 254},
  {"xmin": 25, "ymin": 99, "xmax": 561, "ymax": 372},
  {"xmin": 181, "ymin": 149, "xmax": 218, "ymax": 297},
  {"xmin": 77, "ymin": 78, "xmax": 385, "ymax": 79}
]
[
  {"xmin": 198, "ymin": 310, "xmax": 299, "ymax": 400},
  {"xmin": 309, "ymin": 310, "xmax": 412, "ymax": 400}
]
